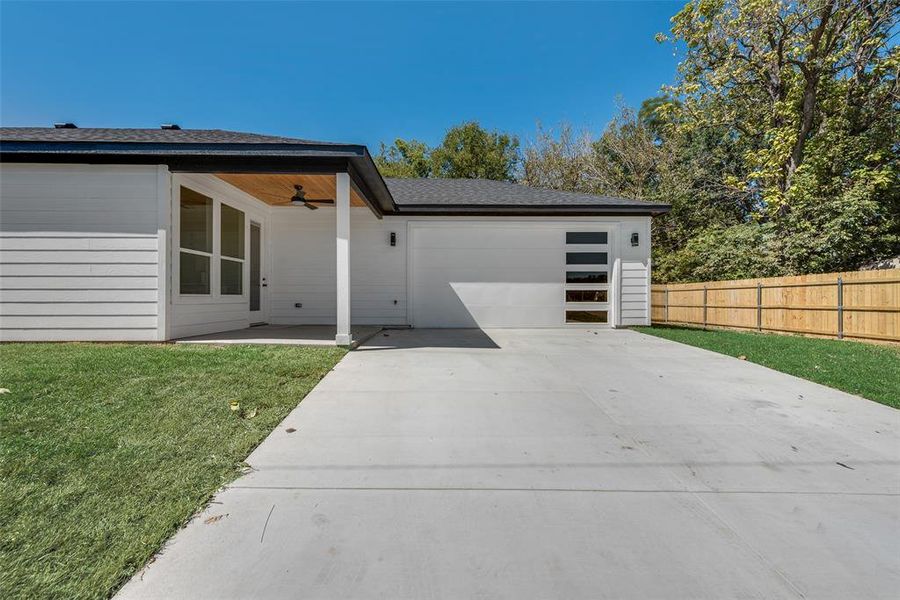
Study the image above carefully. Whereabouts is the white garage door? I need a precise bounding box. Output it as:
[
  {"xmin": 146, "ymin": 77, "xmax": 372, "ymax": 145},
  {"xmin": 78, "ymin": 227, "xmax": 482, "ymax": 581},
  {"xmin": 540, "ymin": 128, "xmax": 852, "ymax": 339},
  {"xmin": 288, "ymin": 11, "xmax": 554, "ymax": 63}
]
[{"xmin": 409, "ymin": 223, "xmax": 612, "ymax": 328}]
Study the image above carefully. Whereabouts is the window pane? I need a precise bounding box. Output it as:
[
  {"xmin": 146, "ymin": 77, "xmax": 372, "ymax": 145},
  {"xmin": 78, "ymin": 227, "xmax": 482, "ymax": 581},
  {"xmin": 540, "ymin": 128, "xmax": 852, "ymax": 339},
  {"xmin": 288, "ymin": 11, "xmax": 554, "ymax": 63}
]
[
  {"xmin": 250, "ymin": 223, "xmax": 261, "ymax": 311},
  {"xmin": 180, "ymin": 252, "xmax": 210, "ymax": 294},
  {"xmin": 566, "ymin": 252, "xmax": 607, "ymax": 265},
  {"xmin": 221, "ymin": 204, "xmax": 245, "ymax": 259},
  {"xmin": 566, "ymin": 232, "xmax": 607, "ymax": 244},
  {"xmin": 221, "ymin": 259, "xmax": 243, "ymax": 295},
  {"xmin": 180, "ymin": 187, "xmax": 212, "ymax": 253},
  {"xmin": 566, "ymin": 310, "xmax": 608, "ymax": 323},
  {"xmin": 566, "ymin": 271, "xmax": 608, "ymax": 284},
  {"xmin": 566, "ymin": 290, "xmax": 608, "ymax": 303}
]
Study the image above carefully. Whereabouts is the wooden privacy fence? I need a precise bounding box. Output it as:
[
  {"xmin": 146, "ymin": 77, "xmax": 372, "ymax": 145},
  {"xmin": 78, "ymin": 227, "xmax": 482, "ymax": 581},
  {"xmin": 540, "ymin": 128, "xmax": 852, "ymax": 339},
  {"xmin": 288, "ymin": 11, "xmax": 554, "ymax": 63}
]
[{"xmin": 650, "ymin": 269, "xmax": 900, "ymax": 343}]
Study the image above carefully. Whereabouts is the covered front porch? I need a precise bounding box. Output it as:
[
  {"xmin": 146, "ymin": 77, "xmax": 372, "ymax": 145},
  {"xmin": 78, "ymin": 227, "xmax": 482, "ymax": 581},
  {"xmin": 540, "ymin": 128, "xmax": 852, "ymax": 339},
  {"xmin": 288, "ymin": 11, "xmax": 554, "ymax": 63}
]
[{"xmin": 167, "ymin": 144, "xmax": 397, "ymax": 346}]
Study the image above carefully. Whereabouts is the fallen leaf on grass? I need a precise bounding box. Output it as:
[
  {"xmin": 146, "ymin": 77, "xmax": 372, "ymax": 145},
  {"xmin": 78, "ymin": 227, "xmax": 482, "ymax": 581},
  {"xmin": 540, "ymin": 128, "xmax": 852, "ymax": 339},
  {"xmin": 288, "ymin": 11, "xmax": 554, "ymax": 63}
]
[
  {"xmin": 737, "ymin": 355, "xmax": 747, "ymax": 360},
  {"xmin": 243, "ymin": 408, "xmax": 258, "ymax": 419},
  {"xmin": 230, "ymin": 400, "xmax": 240, "ymax": 412}
]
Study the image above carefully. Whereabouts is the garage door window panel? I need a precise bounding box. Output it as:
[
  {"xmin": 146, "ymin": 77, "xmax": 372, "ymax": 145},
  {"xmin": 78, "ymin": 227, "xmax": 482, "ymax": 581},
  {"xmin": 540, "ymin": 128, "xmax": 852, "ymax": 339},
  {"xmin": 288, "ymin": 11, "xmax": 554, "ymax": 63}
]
[
  {"xmin": 566, "ymin": 310, "xmax": 608, "ymax": 323},
  {"xmin": 566, "ymin": 232, "xmax": 608, "ymax": 245},
  {"xmin": 566, "ymin": 252, "xmax": 608, "ymax": 265},
  {"xmin": 566, "ymin": 290, "xmax": 608, "ymax": 303},
  {"xmin": 566, "ymin": 271, "xmax": 608, "ymax": 284}
]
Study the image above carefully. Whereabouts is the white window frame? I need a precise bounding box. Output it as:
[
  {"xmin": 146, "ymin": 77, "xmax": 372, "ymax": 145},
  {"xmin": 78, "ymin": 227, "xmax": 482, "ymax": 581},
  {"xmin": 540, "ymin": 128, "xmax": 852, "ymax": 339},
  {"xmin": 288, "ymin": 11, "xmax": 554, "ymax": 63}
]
[
  {"xmin": 173, "ymin": 178, "xmax": 251, "ymax": 305},
  {"xmin": 219, "ymin": 202, "xmax": 246, "ymax": 296},
  {"xmin": 177, "ymin": 187, "xmax": 215, "ymax": 297}
]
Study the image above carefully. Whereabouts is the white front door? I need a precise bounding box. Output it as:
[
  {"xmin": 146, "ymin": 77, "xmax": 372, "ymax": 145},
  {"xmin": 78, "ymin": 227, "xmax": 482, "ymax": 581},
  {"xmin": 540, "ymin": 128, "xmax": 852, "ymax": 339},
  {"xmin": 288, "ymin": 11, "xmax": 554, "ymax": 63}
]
[{"xmin": 249, "ymin": 221, "xmax": 268, "ymax": 324}]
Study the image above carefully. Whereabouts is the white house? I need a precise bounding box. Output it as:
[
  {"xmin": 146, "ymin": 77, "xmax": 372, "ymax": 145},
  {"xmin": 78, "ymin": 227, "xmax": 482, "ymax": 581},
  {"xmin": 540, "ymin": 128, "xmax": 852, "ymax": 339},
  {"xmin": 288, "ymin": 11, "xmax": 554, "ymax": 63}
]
[{"xmin": 0, "ymin": 126, "xmax": 669, "ymax": 345}]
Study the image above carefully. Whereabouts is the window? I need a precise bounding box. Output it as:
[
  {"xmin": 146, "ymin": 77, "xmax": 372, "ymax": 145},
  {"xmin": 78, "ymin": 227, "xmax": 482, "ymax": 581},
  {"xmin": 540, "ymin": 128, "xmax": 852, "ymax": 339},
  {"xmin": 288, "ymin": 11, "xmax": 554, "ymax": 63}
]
[
  {"xmin": 566, "ymin": 290, "xmax": 608, "ymax": 303},
  {"xmin": 180, "ymin": 252, "xmax": 210, "ymax": 295},
  {"xmin": 178, "ymin": 187, "xmax": 247, "ymax": 298},
  {"xmin": 566, "ymin": 271, "xmax": 608, "ymax": 284},
  {"xmin": 566, "ymin": 310, "xmax": 608, "ymax": 323},
  {"xmin": 220, "ymin": 204, "xmax": 245, "ymax": 295},
  {"xmin": 566, "ymin": 232, "xmax": 607, "ymax": 245},
  {"xmin": 220, "ymin": 259, "xmax": 243, "ymax": 295},
  {"xmin": 179, "ymin": 187, "xmax": 213, "ymax": 294},
  {"xmin": 566, "ymin": 252, "xmax": 607, "ymax": 265}
]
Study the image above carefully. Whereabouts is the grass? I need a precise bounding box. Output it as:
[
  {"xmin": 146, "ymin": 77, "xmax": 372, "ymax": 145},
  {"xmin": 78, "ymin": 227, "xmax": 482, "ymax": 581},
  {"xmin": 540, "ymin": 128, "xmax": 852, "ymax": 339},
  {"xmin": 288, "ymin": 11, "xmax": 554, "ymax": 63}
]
[
  {"xmin": 635, "ymin": 325, "xmax": 900, "ymax": 409},
  {"xmin": 0, "ymin": 342, "xmax": 346, "ymax": 600}
]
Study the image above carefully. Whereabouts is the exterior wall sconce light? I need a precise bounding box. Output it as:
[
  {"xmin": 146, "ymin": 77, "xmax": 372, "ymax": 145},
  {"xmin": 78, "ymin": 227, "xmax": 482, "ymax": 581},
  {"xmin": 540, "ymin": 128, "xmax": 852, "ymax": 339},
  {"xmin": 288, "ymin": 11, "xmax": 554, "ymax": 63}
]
[
  {"xmin": 631, "ymin": 232, "xmax": 640, "ymax": 247},
  {"xmin": 390, "ymin": 232, "xmax": 397, "ymax": 246}
]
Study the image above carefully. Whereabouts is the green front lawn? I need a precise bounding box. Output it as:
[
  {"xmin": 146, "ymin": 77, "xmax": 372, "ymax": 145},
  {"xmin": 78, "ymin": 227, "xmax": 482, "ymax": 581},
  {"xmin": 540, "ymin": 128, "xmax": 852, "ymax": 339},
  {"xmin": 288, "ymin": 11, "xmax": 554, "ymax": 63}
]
[
  {"xmin": 0, "ymin": 343, "xmax": 346, "ymax": 600},
  {"xmin": 635, "ymin": 326, "xmax": 900, "ymax": 409}
]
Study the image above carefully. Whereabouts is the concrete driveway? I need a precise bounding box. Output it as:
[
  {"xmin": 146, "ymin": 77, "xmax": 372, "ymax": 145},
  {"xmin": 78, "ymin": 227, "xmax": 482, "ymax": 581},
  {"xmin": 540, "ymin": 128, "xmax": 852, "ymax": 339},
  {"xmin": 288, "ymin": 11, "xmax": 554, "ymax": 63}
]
[{"xmin": 118, "ymin": 328, "xmax": 900, "ymax": 599}]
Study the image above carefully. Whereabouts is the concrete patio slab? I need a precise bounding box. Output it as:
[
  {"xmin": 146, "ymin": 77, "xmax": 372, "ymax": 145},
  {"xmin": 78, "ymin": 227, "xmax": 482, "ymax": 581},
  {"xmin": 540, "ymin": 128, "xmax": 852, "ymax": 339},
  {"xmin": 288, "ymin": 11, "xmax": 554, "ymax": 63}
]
[
  {"xmin": 175, "ymin": 324, "xmax": 382, "ymax": 347},
  {"xmin": 118, "ymin": 328, "xmax": 900, "ymax": 600}
]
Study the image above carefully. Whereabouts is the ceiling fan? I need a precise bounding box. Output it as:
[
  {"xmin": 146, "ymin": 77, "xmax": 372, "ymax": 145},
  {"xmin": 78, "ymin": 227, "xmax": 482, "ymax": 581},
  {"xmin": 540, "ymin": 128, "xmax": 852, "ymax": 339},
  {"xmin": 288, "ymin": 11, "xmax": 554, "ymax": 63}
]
[{"xmin": 290, "ymin": 185, "xmax": 334, "ymax": 210}]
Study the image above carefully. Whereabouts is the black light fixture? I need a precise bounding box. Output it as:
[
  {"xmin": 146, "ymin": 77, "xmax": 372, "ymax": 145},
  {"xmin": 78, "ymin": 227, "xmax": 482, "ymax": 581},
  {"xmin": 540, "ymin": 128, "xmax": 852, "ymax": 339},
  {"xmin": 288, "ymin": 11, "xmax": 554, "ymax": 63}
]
[
  {"xmin": 631, "ymin": 232, "xmax": 640, "ymax": 247},
  {"xmin": 390, "ymin": 232, "xmax": 397, "ymax": 246}
]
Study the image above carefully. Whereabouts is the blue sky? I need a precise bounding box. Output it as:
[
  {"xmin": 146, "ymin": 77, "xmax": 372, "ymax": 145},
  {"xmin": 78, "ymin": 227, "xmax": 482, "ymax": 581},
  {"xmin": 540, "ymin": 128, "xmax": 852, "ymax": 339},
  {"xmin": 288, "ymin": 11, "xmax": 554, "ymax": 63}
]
[{"xmin": 0, "ymin": 1, "xmax": 683, "ymax": 150}]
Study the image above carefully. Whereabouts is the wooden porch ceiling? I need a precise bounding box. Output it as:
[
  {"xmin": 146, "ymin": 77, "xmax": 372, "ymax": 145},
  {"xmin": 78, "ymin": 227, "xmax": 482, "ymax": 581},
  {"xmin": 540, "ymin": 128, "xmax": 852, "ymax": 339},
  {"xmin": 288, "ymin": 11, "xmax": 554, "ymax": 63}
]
[{"xmin": 215, "ymin": 173, "xmax": 367, "ymax": 207}]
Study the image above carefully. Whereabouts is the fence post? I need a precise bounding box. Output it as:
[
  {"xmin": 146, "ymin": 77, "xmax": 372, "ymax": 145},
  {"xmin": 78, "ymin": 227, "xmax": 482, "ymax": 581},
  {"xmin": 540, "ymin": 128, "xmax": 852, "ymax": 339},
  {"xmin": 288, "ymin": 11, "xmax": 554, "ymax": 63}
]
[
  {"xmin": 665, "ymin": 287, "xmax": 669, "ymax": 323},
  {"xmin": 837, "ymin": 276, "xmax": 843, "ymax": 340},
  {"xmin": 702, "ymin": 285, "xmax": 708, "ymax": 329},
  {"xmin": 756, "ymin": 282, "xmax": 762, "ymax": 332}
]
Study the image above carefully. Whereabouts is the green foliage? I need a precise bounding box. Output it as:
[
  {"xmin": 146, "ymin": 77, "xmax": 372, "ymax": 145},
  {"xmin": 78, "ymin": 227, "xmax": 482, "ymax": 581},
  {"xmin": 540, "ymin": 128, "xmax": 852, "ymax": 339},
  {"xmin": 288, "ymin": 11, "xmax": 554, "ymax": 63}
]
[
  {"xmin": 654, "ymin": 223, "xmax": 783, "ymax": 283},
  {"xmin": 374, "ymin": 138, "xmax": 431, "ymax": 178},
  {"xmin": 0, "ymin": 343, "xmax": 345, "ymax": 599},
  {"xmin": 375, "ymin": 121, "xmax": 519, "ymax": 181},
  {"xmin": 431, "ymin": 121, "xmax": 519, "ymax": 180},
  {"xmin": 522, "ymin": 0, "xmax": 899, "ymax": 282}
]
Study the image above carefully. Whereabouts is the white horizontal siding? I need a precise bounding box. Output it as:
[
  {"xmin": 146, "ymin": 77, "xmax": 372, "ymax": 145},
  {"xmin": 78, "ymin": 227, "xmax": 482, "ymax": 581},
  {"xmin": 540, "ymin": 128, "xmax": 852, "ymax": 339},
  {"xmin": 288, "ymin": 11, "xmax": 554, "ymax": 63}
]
[
  {"xmin": 0, "ymin": 164, "xmax": 163, "ymax": 341},
  {"xmin": 1, "ymin": 302, "xmax": 158, "ymax": 315},
  {"xmin": 0, "ymin": 276, "xmax": 158, "ymax": 289},
  {"xmin": 607, "ymin": 216, "xmax": 651, "ymax": 327},
  {"xmin": 0, "ymin": 329, "xmax": 159, "ymax": 342}
]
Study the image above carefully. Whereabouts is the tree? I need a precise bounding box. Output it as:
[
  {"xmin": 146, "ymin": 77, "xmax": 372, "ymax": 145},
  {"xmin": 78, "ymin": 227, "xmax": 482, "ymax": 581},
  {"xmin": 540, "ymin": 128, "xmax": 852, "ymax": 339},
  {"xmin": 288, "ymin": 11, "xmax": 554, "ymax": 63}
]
[
  {"xmin": 660, "ymin": 0, "xmax": 898, "ymax": 212},
  {"xmin": 430, "ymin": 122, "xmax": 520, "ymax": 180},
  {"xmin": 648, "ymin": 0, "xmax": 900, "ymax": 280},
  {"xmin": 374, "ymin": 139, "xmax": 432, "ymax": 178},
  {"xmin": 375, "ymin": 121, "xmax": 520, "ymax": 181},
  {"xmin": 521, "ymin": 123, "xmax": 594, "ymax": 192}
]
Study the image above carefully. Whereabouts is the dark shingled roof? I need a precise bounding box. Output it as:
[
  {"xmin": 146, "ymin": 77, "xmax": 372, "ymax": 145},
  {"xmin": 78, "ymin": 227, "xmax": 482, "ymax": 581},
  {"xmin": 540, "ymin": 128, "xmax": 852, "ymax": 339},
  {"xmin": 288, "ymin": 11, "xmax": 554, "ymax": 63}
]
[
  {"xmin": 0, "ymin": 127, "xmax": 669, "ymax": 215},
  {"xmin": 385, "ymin": 178, "xmax": 668, "ymax": 211},
  {"xmin": 0, "ymin": 127, "xmax": 339, "ymax": 145}
]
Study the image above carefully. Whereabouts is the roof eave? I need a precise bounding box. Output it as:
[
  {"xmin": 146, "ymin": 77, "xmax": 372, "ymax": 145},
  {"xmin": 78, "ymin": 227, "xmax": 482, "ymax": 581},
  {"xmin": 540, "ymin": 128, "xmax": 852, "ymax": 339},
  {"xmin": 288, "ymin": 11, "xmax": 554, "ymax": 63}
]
[
  {"xmin": 0, "ymin": 141, "xmax": 397, "ymax": 216},
  {"xmin": 0, "ymin": 140, "xmax": 368, "ymax": 157},
  {"xmin": 391, "ymin": 204, "xmax": 671, "ymax": 216}
]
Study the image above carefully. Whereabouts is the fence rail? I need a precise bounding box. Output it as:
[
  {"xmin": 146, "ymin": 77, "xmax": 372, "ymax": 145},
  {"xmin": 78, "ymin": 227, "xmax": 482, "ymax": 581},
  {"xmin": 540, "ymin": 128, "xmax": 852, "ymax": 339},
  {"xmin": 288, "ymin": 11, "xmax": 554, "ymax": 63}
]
[{"xmin": 651, "ymin": 269, "xmax": 900, "ymax": 343}]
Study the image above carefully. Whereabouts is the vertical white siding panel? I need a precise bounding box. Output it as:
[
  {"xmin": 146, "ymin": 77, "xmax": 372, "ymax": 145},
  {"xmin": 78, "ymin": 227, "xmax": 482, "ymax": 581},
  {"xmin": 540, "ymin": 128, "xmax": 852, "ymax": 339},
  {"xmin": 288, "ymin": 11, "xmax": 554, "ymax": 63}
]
[
  {"xmin": 268, "ymin": 207, "xmax": 408, "ymax": 326},
  {"xmin": 156, "ymin": 165, "xmax": 171, "ymax": 341},
  {"xmin": 0, "ymin": 164, "xmax": 162, "ymax": 341}
]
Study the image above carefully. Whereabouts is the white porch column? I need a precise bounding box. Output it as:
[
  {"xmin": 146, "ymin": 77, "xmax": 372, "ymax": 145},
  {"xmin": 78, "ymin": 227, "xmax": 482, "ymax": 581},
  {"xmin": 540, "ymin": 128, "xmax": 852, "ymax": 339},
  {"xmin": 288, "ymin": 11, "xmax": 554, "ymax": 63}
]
[{"xmin": 335, "ymin": 172, "xmax": 352, "ymax": 346}]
